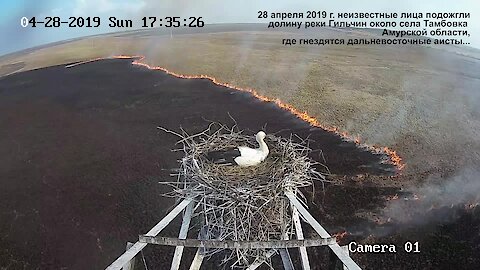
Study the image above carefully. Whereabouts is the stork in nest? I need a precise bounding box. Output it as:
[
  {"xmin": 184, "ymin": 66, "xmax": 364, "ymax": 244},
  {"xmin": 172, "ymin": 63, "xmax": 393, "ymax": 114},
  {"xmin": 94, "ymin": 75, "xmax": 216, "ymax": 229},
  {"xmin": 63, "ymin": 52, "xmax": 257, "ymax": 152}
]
[{"xmin": 206, "ymin": 131, "xmax": 269, "ymax": 167}]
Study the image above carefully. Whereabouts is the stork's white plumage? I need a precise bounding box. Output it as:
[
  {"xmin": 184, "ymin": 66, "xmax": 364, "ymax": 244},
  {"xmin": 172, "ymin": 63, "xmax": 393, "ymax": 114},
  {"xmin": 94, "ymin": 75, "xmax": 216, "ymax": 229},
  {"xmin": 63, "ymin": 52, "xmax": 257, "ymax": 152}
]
[{"xmin": 206, "ymin": 131, "xmax": 269, "ymax": 167}]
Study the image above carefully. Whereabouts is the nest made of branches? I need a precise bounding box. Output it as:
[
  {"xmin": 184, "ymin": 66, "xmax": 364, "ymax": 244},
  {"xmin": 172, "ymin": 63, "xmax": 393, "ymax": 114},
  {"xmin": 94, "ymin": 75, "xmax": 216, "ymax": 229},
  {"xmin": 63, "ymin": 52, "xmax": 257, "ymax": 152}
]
[{"xmin": 159, "ymin": 123, "xmax": 328, "ymax": 268}]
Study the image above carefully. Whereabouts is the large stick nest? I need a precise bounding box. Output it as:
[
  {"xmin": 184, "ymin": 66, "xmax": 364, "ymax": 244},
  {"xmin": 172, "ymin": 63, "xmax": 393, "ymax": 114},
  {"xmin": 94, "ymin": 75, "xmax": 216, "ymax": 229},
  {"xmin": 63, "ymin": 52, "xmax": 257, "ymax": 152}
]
[{"xmin": 160, "ymin": 123, "xmax": 328, "ymax": 268}]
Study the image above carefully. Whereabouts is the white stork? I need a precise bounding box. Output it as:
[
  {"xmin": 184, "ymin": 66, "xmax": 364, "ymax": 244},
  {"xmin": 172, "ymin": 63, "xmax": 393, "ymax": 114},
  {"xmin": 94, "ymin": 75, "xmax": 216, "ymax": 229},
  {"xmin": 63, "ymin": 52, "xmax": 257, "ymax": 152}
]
[{"xmin": 206, "ymin": 131, "xmax": 269, "ymax": 167}]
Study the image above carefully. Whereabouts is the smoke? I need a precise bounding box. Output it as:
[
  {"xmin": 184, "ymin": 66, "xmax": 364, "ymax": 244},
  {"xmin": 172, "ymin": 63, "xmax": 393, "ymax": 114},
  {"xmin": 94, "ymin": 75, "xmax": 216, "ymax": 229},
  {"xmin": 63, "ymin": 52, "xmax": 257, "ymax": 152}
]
[
  {"xmin": 383, "ymin": 167, "xmax": 480, "ymax": 225},
  {"xmin": 342, "ymin": 168, "xmax": 480, "ymax": 239}
]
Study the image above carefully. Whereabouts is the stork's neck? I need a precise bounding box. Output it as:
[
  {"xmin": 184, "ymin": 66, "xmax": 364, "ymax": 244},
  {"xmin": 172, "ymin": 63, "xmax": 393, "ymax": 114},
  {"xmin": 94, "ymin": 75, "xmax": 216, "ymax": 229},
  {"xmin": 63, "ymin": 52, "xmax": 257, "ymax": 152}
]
[{"xmin": 257, "ymin": 137, "xmax": 268, "ymax": 153}]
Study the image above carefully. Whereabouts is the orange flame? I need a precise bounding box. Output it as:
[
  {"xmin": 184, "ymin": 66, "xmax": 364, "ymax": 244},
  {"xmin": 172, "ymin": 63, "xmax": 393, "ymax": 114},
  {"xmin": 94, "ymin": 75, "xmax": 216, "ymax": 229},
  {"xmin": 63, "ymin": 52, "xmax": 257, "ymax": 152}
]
[
  {"xmin": 386, "ymin": 194, "xmax": 399, "ymax": 201},
  {"xmin": 465, "ymin": 203, "xmax": 479, "ymax": 210},
  {"xmin": 67, "ymin": 55, "xmax": 405, "ymax": 171},
  {"xmin": 426, "ymin": 202, "xmax": 478, "ymax": 211},
  {"xmin": 332, "ymin": 231, "xmax": 348, "ymax": 241},
  {"xmin": 373, "ymin": 216, "xmax": 392, "ymax": 225}
]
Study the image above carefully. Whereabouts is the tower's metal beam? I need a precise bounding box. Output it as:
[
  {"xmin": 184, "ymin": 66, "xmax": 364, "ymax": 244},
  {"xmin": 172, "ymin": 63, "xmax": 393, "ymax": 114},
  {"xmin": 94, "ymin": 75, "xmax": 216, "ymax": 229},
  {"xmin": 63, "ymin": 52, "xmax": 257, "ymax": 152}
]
[
  {"xmin": 139, "ymin": 236, "xmax": 336, "ymax": 248},
  {"xmin": 106, "ymin": 198, "xmax": 194, "ymax": 270},
  {"xmin": 171, "ymin": 201, "xmax": 195, "ymax": 270},
  {"xmin": 285, "ymin": 192, "xmax": 361, "ymax": 270}
]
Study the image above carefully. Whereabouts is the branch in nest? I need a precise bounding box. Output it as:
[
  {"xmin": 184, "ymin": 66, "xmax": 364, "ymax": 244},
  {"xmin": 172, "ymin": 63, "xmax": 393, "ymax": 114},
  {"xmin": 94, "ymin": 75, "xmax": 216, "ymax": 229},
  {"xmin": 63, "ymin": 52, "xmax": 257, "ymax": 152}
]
[{"xmin": 157, "ymin": 123, "xmax": 329, "ymax": 267}]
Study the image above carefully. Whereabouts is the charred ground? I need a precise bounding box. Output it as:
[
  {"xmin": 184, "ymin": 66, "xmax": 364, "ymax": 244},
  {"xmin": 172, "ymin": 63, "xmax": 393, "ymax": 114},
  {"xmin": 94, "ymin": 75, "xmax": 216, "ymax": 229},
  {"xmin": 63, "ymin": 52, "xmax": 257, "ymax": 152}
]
[{"xmin": 0, "ymin": 59, "xmax": 478, "ymax": 269}]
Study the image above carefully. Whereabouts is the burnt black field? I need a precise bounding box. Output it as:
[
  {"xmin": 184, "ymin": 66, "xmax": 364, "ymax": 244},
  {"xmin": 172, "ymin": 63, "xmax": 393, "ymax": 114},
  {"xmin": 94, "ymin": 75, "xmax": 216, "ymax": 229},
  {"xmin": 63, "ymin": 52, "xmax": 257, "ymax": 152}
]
[{"xmin": 0, "ymin": 59, "xmax": 478, "ymax": 269}]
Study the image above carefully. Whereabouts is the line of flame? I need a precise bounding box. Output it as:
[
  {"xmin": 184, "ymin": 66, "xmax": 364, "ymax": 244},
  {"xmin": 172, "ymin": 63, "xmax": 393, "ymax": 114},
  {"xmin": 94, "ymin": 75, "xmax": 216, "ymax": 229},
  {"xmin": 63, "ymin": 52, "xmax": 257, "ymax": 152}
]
[
  {"xmin": 67, "ymin": 55, "xmax": 405, "ymax": 171},
  {"xmin": 332, "ymin": 231, "xmax": 348, "ymax": 241}
]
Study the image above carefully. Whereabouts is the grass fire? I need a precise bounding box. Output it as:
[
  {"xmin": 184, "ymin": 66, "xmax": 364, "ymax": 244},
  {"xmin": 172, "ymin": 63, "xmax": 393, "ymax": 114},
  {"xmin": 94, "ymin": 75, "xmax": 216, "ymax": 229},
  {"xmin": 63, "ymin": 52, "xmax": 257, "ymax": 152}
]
[
  {"xmin": 1, "ymin": 21, "xmax": 479, "ymax": 270},
  {"xmin": 69, "ymin": 55, "xmax": 405, "ymax": 172}
]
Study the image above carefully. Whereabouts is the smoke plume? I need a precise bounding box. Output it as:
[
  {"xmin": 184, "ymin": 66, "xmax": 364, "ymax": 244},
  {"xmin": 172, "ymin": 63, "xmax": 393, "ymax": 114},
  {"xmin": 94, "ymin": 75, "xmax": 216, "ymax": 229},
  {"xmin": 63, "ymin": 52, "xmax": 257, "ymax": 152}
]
[{"xmin": 383, "ymin": 167, "xmax": 480, "ymax": 225}]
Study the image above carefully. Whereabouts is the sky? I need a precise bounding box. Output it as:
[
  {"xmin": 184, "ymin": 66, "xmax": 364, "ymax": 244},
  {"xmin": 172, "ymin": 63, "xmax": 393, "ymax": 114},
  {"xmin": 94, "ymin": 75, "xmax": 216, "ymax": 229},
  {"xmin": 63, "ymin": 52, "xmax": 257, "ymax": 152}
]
[{"xmin": 0, "ymin": 0, "xmax": 479, "ymax": 55}]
